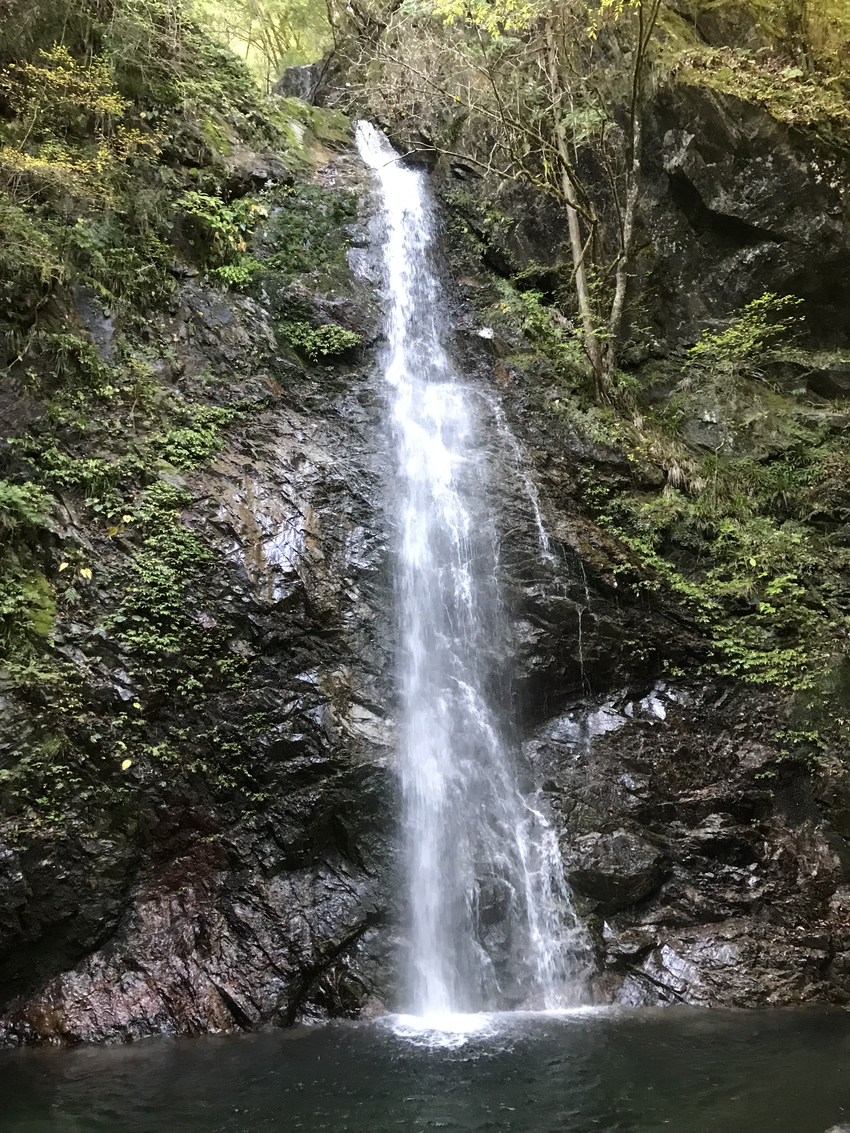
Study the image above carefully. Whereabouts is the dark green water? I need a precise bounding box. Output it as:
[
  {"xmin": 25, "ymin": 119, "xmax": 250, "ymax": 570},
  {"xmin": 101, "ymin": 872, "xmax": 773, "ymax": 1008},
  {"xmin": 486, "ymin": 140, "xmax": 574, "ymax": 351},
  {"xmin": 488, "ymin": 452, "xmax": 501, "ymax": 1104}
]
[{"xmin": 1, "ymin": 1008, "xmax": 849, "ymax": 1133}]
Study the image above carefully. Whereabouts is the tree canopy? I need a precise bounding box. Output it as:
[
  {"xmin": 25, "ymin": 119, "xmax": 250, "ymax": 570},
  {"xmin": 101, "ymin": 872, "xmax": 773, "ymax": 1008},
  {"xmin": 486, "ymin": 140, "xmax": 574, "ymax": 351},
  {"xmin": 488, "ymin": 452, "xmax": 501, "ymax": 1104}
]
[{"xmin": 191, "ymin": 0, "xmax": 332, "ymax": 87}]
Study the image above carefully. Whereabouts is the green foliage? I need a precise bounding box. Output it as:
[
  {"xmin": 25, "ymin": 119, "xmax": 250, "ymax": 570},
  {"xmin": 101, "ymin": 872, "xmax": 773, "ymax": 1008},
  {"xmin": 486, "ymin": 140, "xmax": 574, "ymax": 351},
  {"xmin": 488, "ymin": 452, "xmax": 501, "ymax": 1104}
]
[
  {"xmin": 68, "ymin": 215, "xmax": 176, "ymax": 305},
  {"xmin": 678, "ymin": 46, "xmax": 850, "ymax": 136},
  {"xmin": 0, "ymin": 725, "xmax": 80, "ymax": 822},
  {"xmin": 191, "ymin": 0, "xmax": 333, "ymax": 89},
  {"xmin": 29, "ymin": 329, "xmax": 116, "ymax": 404},
  {"xmin": 493, "ymin": 280, "xmax": 584, "ymax": 369},
  {"xmin": 151, "ymin": 403, "xmax": 237, "ymax": 467},
  {"xmin": 284, "ymin": 320, "xmax": 362, "ymax": 360},
  {"xmin": 590, "ymin": 441, "xmax": 850, "ymax": 692},
  {"xmin": 111, "ymin": 480, "xmax": 213, "ymax": 667},
  {"xmin": 210, "ymin": 256, "xmax": 261, "ymax": 287},
  {"xmin": 430, "ymin": 0, "xmax": 545, "ymax": 33},
  {"xmin": 261, "ymin": 184, "xmax": 357, "ymax": 277},
  {"xmin": 431, "ymin": 0, "xmax": 651, "ymax": 35},
  {"xmin": 480, "ymin": 255, "xmax": 850, "ymax": 710},
  {"xmin": 686, "ymin": 293, "xmax": 804, "ymax": 368},
  {"xmin": 0, "ymin": 194, "xmax": 68, "ymax": 324},
  {"xmin": 0, "ymin": 0, "xmax": 323, "ymax": 832},
  {"xmin": 0, "ymin": 44, "xmax": 158, "ymax": 203},
  {"xmin": 0, "ymin": 0, "xmax": 330, "ymax": 363},
  {"xmin": 0, "ymin": 481, "xmax": 52, "ymax": 535},
  {"xmin": 0, "ymin": 570, "xmax": 56, "ymax": 643},
  {"xmin": 178, "ymin": 190, "xmax": 268, "ymax": 264},
  {"xmin": 0, "ymin": 480, "xmax": 55, "ymax": 652},
  {"xmin": 35, "ymin": 446, "xmax": 130, "ymax": 491}
]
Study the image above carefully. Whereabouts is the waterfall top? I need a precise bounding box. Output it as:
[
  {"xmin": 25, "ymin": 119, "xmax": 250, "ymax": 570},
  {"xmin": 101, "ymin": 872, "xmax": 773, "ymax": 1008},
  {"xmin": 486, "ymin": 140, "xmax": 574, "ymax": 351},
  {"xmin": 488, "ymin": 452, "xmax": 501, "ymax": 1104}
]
[{"xmin": 354, "ymin": 120, "xmax": 402, "ymax": 169}]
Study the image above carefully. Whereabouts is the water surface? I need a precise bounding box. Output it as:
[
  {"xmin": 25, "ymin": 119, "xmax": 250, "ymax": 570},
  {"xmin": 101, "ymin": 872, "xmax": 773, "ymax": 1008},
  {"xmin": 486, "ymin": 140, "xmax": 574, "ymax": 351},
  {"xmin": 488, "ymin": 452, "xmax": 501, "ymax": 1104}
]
[{"xmin": 2, "ymin": 1008, "xmax": 848, "ymax": 1132}]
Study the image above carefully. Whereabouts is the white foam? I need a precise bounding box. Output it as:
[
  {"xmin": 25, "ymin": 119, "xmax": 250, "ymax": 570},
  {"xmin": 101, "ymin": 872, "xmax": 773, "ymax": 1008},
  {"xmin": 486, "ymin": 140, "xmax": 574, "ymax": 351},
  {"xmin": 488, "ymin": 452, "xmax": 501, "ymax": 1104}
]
[
  {"xmin": 381, "ymin": 1007, "xmax": 608, "ymax": 1049},
  {"xmin": 355, "ymin": 118, "xmax": 593, "ymax": 1017},
  {"xmin": 387, "ymin": 1012, "xmax": 495, "ymax": 1047}
]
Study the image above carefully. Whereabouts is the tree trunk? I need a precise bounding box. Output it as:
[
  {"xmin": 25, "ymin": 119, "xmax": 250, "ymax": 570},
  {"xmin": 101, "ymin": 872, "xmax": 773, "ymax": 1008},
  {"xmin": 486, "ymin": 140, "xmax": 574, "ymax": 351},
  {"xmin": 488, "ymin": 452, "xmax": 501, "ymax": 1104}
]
[
  {"xmin": 545, "ymin": 19, "xmax": 609, "ymax": 397},
  {"xmin": 601, "ymin": 0, "xmax": 661, "ymax": 402}
]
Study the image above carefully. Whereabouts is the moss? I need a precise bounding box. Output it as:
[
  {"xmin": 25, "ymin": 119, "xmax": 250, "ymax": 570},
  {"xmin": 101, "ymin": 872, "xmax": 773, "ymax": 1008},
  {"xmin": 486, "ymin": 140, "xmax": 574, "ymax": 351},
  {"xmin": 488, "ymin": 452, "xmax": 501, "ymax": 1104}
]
[
  {"xmin": 0, "ymin": 0, "xmax": 350, "ymax": 834},
  {"xmin": 676, "ymin": 47, "xmax": 850, "ymax": 139},
  {"xmin": 259, "ymin": 184, "xmax": 357, "ymax": 279},
  {"xmin": 18, "ymin": 574, "xmax": 56, "ymax": 637}
]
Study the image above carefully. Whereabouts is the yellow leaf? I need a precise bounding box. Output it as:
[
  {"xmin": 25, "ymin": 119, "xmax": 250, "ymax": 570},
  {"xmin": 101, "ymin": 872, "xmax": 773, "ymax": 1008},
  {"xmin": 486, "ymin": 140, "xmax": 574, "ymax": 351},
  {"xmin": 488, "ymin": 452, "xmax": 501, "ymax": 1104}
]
[
  {"xmin": 121, "ymin": 759, "xmax": 133, "ymax": 771},
  {"xmin": 58, "ymin": 562, "xmax": 69, "ymax": 571},
  {"xmin": 107, "ymin": 526, "xmax": 119, "ymax": 537},
  {"xmin": 132, "ymin": 701, "xmax": 142, "ymax": 709},
  {"xmin": 79, "ymin": 567, "xmax": 93, "ymax": 579},
  {"xmin": 122, "ymin": 514, "xmax": 134, "ymax": 523}
]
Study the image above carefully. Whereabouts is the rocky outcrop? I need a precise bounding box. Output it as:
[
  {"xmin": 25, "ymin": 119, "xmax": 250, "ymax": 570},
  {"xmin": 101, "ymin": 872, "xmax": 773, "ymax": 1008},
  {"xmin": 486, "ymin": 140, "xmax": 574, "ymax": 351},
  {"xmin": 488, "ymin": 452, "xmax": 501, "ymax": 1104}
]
[
  {"xmin": 4, "ymin": 72, "xmax": 850, "ymax": 1043},
  {"xmin": 275, "ymin": 63, "xmax": 322, "ymax": 104},
  {"xmin": 364, "ymin": 68, "xmax": 850, "ymax": 354},
  {"xmin": 640, "ymin": 83, "xmax": 850, "ymax": 347},
  {"xmin": 0, "ymin": 150, "xmax": 401, "ymax": 1042},
  {"xmin": 526, "ymin": 682, "xmax": 846, "ymax": 1006}
]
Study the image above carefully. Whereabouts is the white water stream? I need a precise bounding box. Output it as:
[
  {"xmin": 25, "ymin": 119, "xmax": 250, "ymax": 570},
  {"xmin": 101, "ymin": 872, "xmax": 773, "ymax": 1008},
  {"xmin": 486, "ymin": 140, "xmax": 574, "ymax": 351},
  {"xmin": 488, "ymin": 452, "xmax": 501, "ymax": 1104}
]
[{"xmin": 355, "ymin": 122, "xmax": 589, "ymax": 1020}]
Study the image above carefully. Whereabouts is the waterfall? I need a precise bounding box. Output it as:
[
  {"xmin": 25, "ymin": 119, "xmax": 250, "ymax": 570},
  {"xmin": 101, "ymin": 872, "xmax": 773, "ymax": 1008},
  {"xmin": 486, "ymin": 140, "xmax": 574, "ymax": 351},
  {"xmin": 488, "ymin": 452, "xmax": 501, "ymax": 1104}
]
[{"xmin": 355, "ymin": 122, "xmax": 590, "ymax": 1018}]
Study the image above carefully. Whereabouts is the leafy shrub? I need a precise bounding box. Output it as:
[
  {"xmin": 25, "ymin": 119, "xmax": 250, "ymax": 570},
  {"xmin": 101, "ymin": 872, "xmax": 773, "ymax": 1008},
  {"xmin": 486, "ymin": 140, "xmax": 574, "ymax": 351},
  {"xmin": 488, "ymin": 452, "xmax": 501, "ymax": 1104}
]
[
  {"xmin": 151, "ymin": 403, "xmax": 236, "ymax": 468},
  {"xmin": 178, "ymin": 190, "xmax": 268, "ymax": 265},
  {"xmin": 0, "ymin": 481, "xmax": 52, "ymax": 534},
  {"xmin": 0, "ymin": 570, "xmax": 56, "ymax": 643},
  {"xmin": 68, "ymin": 215, "xmax": 175, "ymax": 305},
  {"xmin": 285, "ymin": 320, "xmax": 362, "ymax": 360},
  {"xmin": 210, "ymin": 257, "xmax": 261, "ymax": 289},
  {"xmin": 0, "ymin": 45, "xmax": 157, "ymax": 202},
  {"xmin": 0, "ymin": 193, "xmax": 68, "ymax": 318},
  {"xmin": 33, "ymin": 446, "xmax": 129, "ymax": 491},
  {"xmin": 679, "ymin": 47, "xmax": 850, "ymax": 135},
  {"xmin": 687, "ymin": 293, "xmax": 803, "ymax": 368}
]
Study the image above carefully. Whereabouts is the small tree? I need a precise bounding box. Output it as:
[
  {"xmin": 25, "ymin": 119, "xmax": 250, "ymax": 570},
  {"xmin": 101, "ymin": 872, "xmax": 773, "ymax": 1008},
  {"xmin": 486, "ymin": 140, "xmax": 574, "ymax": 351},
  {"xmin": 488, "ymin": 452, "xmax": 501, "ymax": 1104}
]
[{"xmin": 345, "ymin": 0, "xmax": 663, "ymax": 401}]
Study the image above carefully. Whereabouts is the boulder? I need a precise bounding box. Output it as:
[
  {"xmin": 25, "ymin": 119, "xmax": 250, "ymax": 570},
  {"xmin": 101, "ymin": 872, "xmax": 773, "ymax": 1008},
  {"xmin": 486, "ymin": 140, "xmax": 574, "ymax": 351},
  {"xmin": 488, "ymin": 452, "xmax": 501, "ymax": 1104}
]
[
  {"xmin": 274, "ymin": 63, "xmax": 320, "ymax": 104},
  {"xmin": 564, "ymin": 830, "xmax": 664, "ymax": 910}
]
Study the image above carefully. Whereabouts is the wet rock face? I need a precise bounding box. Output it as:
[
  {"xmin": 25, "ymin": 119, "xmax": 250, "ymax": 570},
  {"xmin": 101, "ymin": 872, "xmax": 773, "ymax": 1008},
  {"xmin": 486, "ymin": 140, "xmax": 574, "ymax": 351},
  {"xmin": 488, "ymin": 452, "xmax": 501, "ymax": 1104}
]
[
  {"xmin": 0, "ymin": 151, "xmax": 401, "ymax": 1043},
  {"xmin": 8, "ymin": 811, "xmax": 391, "ymax": 1043},
  {"xmin": 523, "ymin": 683, "xmax": 848, "ymax": 1007},
  {"xmin": 4, "ymin": 100, "xmax": 850, "ymax": 1043},
  {"xmin": 641, "ymin": 85, "xmax": 850, "ymax": 346},
  {"xmin": 274, "ymin": 64, "xmax": 320, "ymax": 104},
  {"xmin": 0, "ymin": 367, "xmax": 401, "ymax": 1040},
  {"xmin": 564, "ymin": 831, "xmax": 663, "ymax": 911}
]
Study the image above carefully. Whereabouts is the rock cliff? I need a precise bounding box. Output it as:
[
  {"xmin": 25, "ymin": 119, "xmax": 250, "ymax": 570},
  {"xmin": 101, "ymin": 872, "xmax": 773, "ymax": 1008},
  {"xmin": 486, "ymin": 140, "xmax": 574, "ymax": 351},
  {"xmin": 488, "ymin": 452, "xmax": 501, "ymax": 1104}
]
[{"xmin": 4, "ymin": 14, "xmax": 850, "ymax": 1041}]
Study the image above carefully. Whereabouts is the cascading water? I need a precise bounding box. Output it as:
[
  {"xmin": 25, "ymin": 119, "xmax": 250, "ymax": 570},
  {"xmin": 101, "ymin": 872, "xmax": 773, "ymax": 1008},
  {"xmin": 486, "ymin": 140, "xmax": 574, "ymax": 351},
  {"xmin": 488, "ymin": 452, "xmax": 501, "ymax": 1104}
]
[{"xmin": 355, "ymin": 122, "xmax": 590, "ymax": 1019}]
